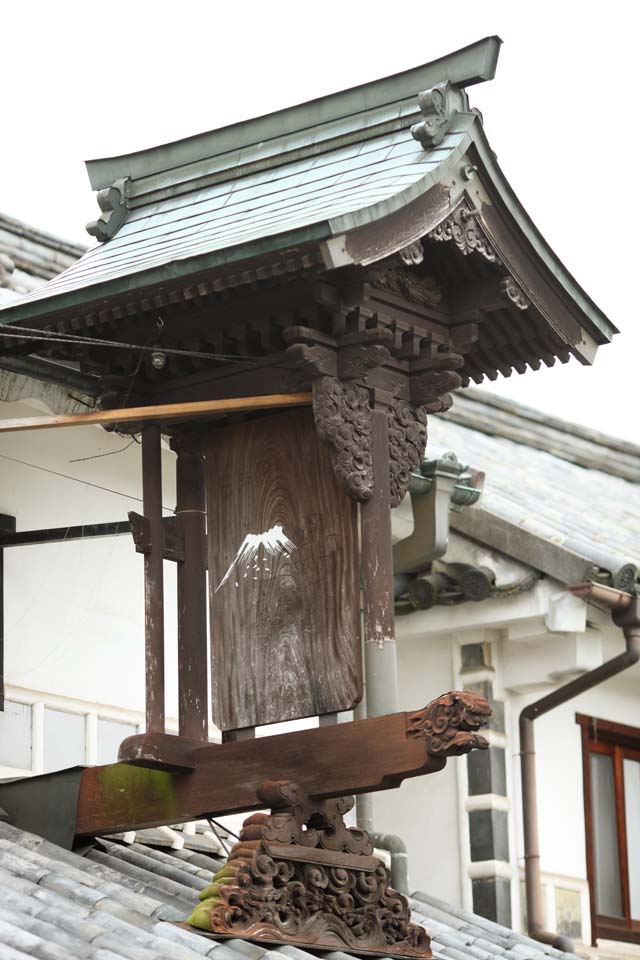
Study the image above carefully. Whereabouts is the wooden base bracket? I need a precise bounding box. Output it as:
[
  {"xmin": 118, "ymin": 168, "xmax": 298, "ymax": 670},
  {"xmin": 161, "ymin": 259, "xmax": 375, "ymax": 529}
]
[{"xmin": 185, "ymin": 780, "xmax": 432, "ymax": 956}]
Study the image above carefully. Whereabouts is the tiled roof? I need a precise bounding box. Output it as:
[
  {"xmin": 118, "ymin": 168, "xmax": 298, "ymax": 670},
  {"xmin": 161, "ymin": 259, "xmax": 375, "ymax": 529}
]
[
  {"xmin": 429, "ymin": 390, "xmax": 640, "ymax": 583},
  {"xmin": 0, "ymin": 35, "xmax": 614, "ymax": 373},
  {"xmin": 0, "ymin": 213, "xmax": 84, "ymax": 305},
  {"xmin": 0, "ymin": 820, "xmax": 580, "ymax": 960},
  {"xmin": 2, "ymin": 117, "xmax": 471, "ymax": 311}
]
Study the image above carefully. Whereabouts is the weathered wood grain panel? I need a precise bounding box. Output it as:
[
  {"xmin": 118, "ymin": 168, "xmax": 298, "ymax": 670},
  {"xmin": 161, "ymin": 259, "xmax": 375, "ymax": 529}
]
[{"xmin": 205, "ymin": 410, "xmax": 361, "ymax": 730}]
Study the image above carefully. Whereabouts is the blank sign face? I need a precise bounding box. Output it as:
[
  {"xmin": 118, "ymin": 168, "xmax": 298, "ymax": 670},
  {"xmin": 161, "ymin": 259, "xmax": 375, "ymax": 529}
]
[{"xmin": 206, "ymin": 409, "xmax": 361, "ymax": 731}]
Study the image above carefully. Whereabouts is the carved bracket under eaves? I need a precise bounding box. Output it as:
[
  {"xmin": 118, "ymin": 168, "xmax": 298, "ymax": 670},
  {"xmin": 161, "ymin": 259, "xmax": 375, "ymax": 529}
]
[{"xmin": 427, "ymin": 202, "xmax": 530, "ymax": 310}]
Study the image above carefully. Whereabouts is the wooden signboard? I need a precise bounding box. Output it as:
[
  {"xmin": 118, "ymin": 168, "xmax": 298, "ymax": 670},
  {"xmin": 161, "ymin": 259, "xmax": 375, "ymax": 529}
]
[{"xmin": 205, "ymin": 409, "xmax": 361, "ymax": 730}]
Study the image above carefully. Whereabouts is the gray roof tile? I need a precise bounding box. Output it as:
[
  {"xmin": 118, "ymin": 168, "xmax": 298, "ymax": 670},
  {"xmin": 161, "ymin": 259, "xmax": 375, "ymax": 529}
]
[
  {"xmin": 430, "ymin": 389, "xmax": 640, "ymax": 579},
  {"xmin": 0, "ymin": 822, "xmax": 578, "ymax": 960}
]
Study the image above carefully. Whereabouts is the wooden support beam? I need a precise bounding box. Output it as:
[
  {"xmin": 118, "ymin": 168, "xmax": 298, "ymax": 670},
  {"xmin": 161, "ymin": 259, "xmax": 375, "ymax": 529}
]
[
  {"xmin": 172, "ymin": 431, "xmax": 209, "ymax": 741},
  {"xmin": 360, "ymin": 400, "xmax": 397, "ymax": 717},
  {"xmin": 0, "ymin": 514, "xmax": 16, "ymax": 711},
  {"xmin": 0, "ymin": 393, "xmax": 312, "ymax": 434},
  {"xmin": 76, "ymin": 691, "xmax": 490, "ymax": 838},
  {"xmin": 141, "ymin": 424, "xmax": 165, "ymax": 734}
]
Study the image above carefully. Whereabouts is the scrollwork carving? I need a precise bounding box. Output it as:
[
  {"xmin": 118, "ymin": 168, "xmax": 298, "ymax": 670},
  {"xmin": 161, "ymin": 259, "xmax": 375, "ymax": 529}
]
[
  {"xmin": 188, "ymin": 781, "xmax": 431, "ymax": 957},
  {"xmin": 500, "ymin": 276, "xmax": 530, "ymax": 310},
  {"xmin": 407, "ymin": 691, "xmax": 491, "ymax": 757},
  {"xmin": 388, "ymin": 401, "xmax": 428, "ymax": 508},
  {"xmin": 86, "ymin": 177, "xmax": 130, "ymax": 243},
  {"xmin": 428, "ymin": 204, "xmax": 499, "ymax": 264},
  {"xmin": 312, "ymin": 377, "xmax": 373, "ymax": 501},
  {"xmin": 369, "ymin": 266, "xmax": 444, "ymax": 308},
  {"xmin": 411, "ymin": 81, "xmax": 459, "ymax": 148}
]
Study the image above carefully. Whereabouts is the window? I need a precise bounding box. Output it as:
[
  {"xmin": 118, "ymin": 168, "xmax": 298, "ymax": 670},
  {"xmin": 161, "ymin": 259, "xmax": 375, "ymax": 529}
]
[{"xmin": 578, "ymin": 714, "xmax": 640, "ymax": 944}]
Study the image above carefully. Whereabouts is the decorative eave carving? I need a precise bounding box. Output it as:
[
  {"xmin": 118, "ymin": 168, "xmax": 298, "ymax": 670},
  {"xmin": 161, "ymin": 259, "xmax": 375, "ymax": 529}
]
[
  {"xmin": 411, "ymin": 81, "xmax": 461, "ymax": 149},
  {"xmin": 187, "ymin": 779, "xmax": 432, "ymax": 957},
  {"xmin": 312, "ymin": 377, "xmax": 374, "ymax": 501},
  {"xmin": 368, "ymin": 264, "xmax": 444, "ymax": 309},
  {"xmin": 428, "ymin": 203, "xmax": 499, "ymax": 263},
  {"xmin": 86, "ymin": 177, "xmax": 130, "ymax": 243},
  {"xmin": 284, "ymin": 316, "xmax": 464, "ymax": 505},
  {"xmin": 407, "ymin": 691, "xmax": 491, "ymax": 756},
  {"xmin": 500, "ymin": 275, "xmax": 530, "ymax": 310}
]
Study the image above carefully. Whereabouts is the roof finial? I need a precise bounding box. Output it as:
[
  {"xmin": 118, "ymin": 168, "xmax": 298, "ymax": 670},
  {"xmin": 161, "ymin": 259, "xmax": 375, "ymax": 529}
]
[{"xmin": 411, "ymin": 81, "xmax": 459, "ymax": 148}]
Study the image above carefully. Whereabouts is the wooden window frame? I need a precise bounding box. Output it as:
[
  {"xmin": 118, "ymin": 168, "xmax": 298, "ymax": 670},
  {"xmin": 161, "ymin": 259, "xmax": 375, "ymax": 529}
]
[{"xmin": 577, "ymin": 713, "xmax": 640, "ymax": 945}]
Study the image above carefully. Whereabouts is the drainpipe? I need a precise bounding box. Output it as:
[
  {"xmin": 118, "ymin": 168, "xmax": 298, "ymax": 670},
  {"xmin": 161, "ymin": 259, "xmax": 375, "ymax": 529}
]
[
  {"xmin": 357, "ymin": 455, "xmax": 480, "ymax": 845},
  {"xmin": 371, "ymin": 832, "xmax": 409, "ymax": 894},
  {"xmin": 520, "ymin": 582, "xmax": 640, "ymax": 952}
]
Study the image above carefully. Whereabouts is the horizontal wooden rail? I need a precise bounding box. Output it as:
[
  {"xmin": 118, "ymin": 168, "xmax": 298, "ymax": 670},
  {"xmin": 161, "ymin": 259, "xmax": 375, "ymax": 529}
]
[{"xmin": 0, "ymin": 392, "xmax": 313, "ymax": 434}]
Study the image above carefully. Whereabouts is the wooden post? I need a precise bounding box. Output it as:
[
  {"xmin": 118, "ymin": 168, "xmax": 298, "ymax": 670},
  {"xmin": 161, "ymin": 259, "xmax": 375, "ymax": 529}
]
[
  {"xmin": 172, "ymin": 432, "xmax": 209, "ymax": 741},
  {"xmin": 0, "ymin": 515, "xmax": 16, "ymax": 712},
  {"xmin": 142, "ymin": 424, "xmax": 165, "ymax": 733},
  {"xmin": 360, "ymin": 399, "xmax": 398, "ymax": 718}
]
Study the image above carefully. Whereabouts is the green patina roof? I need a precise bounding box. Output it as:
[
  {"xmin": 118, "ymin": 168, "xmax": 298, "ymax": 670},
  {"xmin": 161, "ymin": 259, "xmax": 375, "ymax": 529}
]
[{"xmin": 0, "ymin": 36, "xmax": 616, "ymax": 354}]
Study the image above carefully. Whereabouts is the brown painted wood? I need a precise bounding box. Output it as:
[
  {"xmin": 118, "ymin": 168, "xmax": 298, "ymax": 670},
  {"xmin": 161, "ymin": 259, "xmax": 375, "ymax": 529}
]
[
  {"xmin": 205, "ymin": 409, "xmax": 361, "ymax": 729},
  {"xmin": 614, "ymin": 745, "xmax": 632, "ymax": 923},
  {"xmin": 360, "ymin": 402, "xmax": 396, "ymax": 714},
  {"xmin": 76, "ymin": 709, "xmax": 446, "ymax": 838},
  {"xmin": 141, "ymin": 424, "xmax": 165, "ymax": 733},
  {"xmin": 172, "ymin": 432, "xmax": 209, "ymax": 741},
  {"xmin": 578, "ymin": 716, "xmax": 598, "ymax": 945},
  {"xmin": 0, "ymin": 393, "xmax": 312, "ymax": 433},
  {"xmin": 576, "ymin": 712, "xmax": 640, "ymax": 940}
]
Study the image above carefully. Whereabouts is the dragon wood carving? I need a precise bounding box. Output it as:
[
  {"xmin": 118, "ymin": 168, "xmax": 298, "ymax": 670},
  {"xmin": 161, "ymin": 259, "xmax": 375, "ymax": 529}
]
[
  {"xmin": 407, "ymin": 691, "xmax": 491, "ymax": 756},
  {"xmin": 187, "ymin": 780, "xmax": 432, "ymax": 957}
]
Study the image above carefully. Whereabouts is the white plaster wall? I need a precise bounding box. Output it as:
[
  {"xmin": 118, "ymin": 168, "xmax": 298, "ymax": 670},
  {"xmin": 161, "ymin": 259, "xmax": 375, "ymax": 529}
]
[
  {"xmin": 509, "ymin": 659, "xmax": 640, "ymax": 882},
  {"xmin": 0, "ymin": 400, "xmax": 180, "ymax": 719},
  {"xmin": 373, "ymin": 627, "xmax": 462, "ymax": 902}
]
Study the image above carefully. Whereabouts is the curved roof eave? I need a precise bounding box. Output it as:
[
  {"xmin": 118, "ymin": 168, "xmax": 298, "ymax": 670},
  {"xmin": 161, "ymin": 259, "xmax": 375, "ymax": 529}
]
[{"xmin": 322, "ymin": 116, "xmax": 616, "ymax": 347}]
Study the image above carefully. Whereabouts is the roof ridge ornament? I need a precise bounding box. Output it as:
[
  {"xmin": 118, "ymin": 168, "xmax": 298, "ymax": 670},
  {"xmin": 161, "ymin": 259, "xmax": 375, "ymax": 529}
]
[
  {"xmin": 86, "ymin": 177, "xmax": 130, "ymax": 243},
  {"xmin": 411, "ymin": 82, "xmax": 460, "ymax": 148}
]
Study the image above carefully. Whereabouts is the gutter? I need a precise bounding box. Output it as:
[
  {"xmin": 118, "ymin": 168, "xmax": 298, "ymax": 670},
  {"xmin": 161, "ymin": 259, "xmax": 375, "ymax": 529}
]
[{"xmin": 520, "ymin": 582, "xmax": 640, "ymax": 952}]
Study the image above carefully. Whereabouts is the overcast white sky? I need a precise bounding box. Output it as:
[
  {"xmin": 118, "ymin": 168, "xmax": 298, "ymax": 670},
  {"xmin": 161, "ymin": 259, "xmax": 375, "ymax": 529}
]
[{"xmin": 1, "ymin": 1, "xmax": 637, "ymax": 443}]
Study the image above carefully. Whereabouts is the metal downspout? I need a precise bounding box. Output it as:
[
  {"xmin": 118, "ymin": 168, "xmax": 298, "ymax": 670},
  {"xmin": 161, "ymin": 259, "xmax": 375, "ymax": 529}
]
[
  {"xmin": 520, "ymin": 583, "xmax": 640, "ymax": 952},
  {"xmin": 357, "ymin": 457, "xmax": 462, "ymax": 841},
  {"xmin": 370, "ymin": 832, "xmax": 409, "ymax": 894}
]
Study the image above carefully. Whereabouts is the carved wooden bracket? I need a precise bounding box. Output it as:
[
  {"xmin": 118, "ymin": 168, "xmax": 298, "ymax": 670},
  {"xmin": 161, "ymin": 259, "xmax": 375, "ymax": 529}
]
[
  {"xmin": 407, "ymin": 691, "xmax": 491, "ymax": 756},
  {"xmin": 312, "ymin": 376, "xmax": 374, "ymax": 500},
  {"xmin": 285, "ymin": 323, "xmax": 463, "ymax": 505},
  {"xmin": 187, "ymin": 779, "xmax": 432, "ymax": 957}
]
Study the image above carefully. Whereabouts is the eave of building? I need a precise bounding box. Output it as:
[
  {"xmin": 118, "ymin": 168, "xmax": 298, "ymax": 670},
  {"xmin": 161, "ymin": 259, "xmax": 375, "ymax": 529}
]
[{"xmin": 0, "ymin": 36, "xmax": 615, "ymax": 380}]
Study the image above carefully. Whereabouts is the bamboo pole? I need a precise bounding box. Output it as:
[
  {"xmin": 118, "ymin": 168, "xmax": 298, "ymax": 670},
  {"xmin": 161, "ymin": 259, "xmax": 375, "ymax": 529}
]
[{"xmin": 0, "ymin": 393, "xmax": 313, "ymax": 434}]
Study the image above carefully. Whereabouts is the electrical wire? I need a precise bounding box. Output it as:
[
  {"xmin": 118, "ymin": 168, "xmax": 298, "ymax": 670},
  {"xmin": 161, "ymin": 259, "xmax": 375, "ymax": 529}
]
[
  {"xmin": 0, "ymin": 325, "xmax": 263, "ymax": 365},
  {"xmin": 0, "ymin": 450, "xmax": 174, "ymax": 512},
  {"xmin": 206, "ymin": 817, "xmax": 231, "ymax": 856}
]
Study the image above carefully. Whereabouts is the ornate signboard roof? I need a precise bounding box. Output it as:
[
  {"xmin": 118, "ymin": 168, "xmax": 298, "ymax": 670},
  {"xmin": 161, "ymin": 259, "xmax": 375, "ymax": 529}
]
[{"xmin": 0, "ymin": 37, "xmax": 615, "ymax": 390}]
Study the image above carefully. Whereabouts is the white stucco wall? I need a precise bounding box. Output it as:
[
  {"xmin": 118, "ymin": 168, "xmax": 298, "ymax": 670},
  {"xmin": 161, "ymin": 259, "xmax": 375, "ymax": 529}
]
[
  {"xmin": 372, "ymin": 627, "xmax": 463, "ymax": 903},
  {"xmin": 1, "ymin": 399, "xmax": 179, "ymax": 719},
  {"xmin": 510, "ymin": 661, "xmax": 640, "ymax": 883}
]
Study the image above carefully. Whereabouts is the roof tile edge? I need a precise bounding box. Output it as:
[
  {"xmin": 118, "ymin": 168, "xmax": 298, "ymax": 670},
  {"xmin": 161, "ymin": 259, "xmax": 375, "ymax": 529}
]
[{"xmin": 85, "ymin": 36, "xmax": 502, "ymax": 190}]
